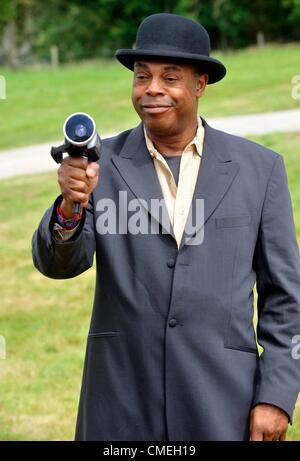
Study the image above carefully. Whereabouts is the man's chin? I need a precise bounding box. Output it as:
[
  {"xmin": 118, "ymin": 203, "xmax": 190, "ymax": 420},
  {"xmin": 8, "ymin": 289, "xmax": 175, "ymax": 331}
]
[{"xmin": 142, "ymin": 116, "xmax": 175, "ymax": 135}]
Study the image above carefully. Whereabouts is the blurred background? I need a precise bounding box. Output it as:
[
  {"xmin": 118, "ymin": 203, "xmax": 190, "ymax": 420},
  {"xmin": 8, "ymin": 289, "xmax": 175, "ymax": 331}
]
[{"xmin": 0, "ymin": 0, "xmax": 299, "ymax": 440}]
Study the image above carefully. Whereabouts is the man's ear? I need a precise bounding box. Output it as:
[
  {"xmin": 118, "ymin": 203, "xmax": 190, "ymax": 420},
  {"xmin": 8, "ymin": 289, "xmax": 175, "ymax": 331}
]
[{"xmin": 196, "ymin": 74, "xmax": 208, "ymax": 97}]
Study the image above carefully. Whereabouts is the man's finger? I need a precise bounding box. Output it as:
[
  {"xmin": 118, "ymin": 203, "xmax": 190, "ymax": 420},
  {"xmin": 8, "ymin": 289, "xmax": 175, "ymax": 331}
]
[
  {"xmin": 263, "ymin": 432, "xmax": 275, "ymax": 441},
  {"xmin": 279, "ymin": 429, "xmax": 287, "ymax": 441},
  {"xmin": 65, "ymin": 156, "xmax": 88, "ymax": 170},
  {"xmin": 86, "ymin": 162, "xmax": 100, "ymax": 179},
  {"xmin": 249, "ymin": 429, "xmax": 263, "ymax": 441}
]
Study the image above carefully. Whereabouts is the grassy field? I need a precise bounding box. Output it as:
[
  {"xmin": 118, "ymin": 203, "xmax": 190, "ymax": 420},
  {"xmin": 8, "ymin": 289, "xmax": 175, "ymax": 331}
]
[
  {"xmin": 0, "ymin": 43, "xmax": 300, "ymax": 150},
  {"xmin": 0, "ymin": 129, "xmax": 299, "ymax": 441}
]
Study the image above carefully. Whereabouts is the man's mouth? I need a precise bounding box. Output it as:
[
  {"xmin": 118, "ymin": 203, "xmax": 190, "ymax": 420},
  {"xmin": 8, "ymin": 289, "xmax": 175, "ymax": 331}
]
[{"xmin": 141, "ymin": 104, "xmax": 173, "ymax": 114}]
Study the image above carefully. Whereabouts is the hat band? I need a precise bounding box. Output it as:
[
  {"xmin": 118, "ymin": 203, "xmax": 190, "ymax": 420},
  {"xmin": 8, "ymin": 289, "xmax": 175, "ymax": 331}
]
[{"xmin": 134, "ymin": 43, "xmax": 209, "ymax": 57}]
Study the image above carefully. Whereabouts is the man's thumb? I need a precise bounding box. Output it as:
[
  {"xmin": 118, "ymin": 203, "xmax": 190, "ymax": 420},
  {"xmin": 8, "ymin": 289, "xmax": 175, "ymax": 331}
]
[{"xmin": 86, "ymin": 163, "xmax": 99, "ymax": 178}]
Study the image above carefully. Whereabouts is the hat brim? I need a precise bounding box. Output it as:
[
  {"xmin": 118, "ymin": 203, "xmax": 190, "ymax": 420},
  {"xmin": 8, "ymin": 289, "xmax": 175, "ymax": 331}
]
[{"xmin": 115, "ymin": 49, "xmax": 226, "ymax": 84}]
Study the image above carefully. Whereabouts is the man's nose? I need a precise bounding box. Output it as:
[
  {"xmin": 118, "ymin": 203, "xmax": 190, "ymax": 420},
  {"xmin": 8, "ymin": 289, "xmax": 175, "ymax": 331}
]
[{"xmin": 146, "ymin": 78, "xmax": 164, "ymax": 96}]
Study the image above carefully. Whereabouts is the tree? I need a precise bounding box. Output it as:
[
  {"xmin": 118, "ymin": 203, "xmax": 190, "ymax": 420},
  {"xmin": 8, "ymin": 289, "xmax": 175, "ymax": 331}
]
[
  {"xmin": 283, "ymin": 0, "xmax": 300, "ymax": 39},
  {"xmin": 0, "ymin": 0, "xmax": 35, "ymax": 67},
  {"xmin": 1, "ymin": 0, "xmax": 300, "ymax": 66}
]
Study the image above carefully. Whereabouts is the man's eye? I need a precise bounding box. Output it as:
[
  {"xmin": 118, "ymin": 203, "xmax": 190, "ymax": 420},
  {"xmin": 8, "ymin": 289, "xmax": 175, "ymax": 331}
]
[
  {"xmin": 165, "ymin": 77, "xmax": 177, "ymax": 82},
  {"xmin": 136, "ymin": 74, "xmax": 147, "ymax": 80}
]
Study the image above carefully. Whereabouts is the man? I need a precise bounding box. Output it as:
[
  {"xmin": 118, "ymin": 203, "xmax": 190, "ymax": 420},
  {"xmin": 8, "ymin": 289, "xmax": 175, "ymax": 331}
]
[{"xmin": 32, "ymin": 13, "xmax": 300, "ymax": 441}]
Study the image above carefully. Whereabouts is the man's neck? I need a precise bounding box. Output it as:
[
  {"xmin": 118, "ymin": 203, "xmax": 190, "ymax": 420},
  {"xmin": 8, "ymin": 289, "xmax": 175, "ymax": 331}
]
[{"xmin": 145, "ymin": 119, "xmax": 198, "ymax": 156}]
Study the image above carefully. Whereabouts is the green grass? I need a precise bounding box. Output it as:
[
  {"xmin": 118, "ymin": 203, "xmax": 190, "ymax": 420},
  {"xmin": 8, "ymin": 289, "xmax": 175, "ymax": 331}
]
[
  {"xmin": 0, "ymin": 174, "xmax": 94, "ymax": 440},
  {"xmin": 0, "ymin": 43, "xmax": 300, "ymax": 150},
  {"xmin": 0, "ymin": 130, "xmax": 299, "ymax": 440}
]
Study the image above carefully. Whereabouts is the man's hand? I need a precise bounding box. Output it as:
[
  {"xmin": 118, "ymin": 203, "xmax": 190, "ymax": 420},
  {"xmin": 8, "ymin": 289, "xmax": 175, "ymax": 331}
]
[
  {"xmin": 57, "ymin": 156, "xmax": 100, "ymax": 218},
  {"xmin": 249, "ymin": 403, "xmax": 289, "ymax": 441}
]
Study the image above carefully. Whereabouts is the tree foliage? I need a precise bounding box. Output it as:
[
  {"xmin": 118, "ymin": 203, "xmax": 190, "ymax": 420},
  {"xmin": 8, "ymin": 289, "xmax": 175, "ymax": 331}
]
[{"xmin": 0, "ymin": 0, "xmax": 300, "ymax": 66}]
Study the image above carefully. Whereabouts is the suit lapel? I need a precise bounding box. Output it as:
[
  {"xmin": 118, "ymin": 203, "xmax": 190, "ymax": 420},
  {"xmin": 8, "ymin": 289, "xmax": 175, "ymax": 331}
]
[
  {"xmin": 111, "ymin": 121, "xmax": 240, "ymax": 249},
  {"xmin": 179, "ymin": 120, "xmax": 240, "ymax": 250},
  {"xmin": 111, "ymin": 124, "xmax": 176, "ymax": 239}
]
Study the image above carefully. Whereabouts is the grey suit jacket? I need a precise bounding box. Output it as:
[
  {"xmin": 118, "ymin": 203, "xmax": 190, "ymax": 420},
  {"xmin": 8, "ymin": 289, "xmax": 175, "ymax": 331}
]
[{"xmin": 32, "ymin": 119, "xmax": 300, "ymax": 441}]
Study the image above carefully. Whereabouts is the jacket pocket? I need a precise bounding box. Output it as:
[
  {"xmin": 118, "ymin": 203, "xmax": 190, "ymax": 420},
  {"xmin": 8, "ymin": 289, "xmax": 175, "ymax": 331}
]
[
  {"xmin": 224, "ymin": 302, "xmax": 258, "ymax": 355},
  {"xmin": 224, "ymin": 343, "xmax": 258, "ymax": 354},
  {"xmin": 88, "ymin": 331, "xmax": 120, "ymax": 338},
  {"xmin": 215, "ymin": 215, "xmax": 251, "ymax": 228}
]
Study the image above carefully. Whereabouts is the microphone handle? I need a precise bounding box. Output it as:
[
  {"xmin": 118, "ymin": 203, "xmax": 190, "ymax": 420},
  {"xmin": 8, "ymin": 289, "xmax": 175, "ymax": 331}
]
[{"xmin": 73, "ymin": 154, "xmax": 88, "ymax": 214}]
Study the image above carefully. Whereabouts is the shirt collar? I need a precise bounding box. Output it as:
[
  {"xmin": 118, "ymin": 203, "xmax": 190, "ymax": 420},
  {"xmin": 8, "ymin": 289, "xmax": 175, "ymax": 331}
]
[{"xmin": 144, "ymin": 116, "xmax": 204, "ymax": 159}]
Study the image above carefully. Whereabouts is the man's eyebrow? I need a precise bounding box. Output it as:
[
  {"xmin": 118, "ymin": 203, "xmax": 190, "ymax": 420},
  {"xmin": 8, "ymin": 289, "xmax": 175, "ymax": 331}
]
[{"xmin": 162, "ymin": 65, "xmax": 182, "ymax": 72}]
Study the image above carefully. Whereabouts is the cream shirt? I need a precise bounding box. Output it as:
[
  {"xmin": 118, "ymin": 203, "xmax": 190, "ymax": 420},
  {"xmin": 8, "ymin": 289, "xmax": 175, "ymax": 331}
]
[{"xmin": 144, "ymin": 117, "xmax": 204, "ymax": 248}]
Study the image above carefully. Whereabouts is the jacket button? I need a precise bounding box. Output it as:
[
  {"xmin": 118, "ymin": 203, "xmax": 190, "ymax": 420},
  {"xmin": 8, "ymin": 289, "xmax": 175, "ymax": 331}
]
[
  {"xmin": 167, "ymin": 258, "xmax": 176, "ymax": 268},
  {"xmin": 169, "ymin": 318, "xmax": 178, "ymax": 327}
]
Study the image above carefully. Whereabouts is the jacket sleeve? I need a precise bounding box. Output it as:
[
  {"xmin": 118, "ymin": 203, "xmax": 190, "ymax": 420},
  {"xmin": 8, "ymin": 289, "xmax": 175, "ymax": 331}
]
[
  {"xmin": 252, "ymin": 154, "xmax": 300, "ymax": 422},
  {"xmin": 31, "ymin": 194, "xmax": 96, "ymax": 279}
]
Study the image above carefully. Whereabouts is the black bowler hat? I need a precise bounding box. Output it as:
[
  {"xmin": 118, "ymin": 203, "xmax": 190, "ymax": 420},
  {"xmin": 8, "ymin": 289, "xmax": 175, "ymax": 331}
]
[{"xmin": 115, "ymin": 13, "xmax": 226, "ymax": 84}]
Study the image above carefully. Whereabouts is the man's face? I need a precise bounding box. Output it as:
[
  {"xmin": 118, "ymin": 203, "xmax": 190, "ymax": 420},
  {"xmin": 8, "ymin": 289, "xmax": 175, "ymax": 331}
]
[{"xmin": 131, "ymin": 60, "xmax": 208, "ymax": 135}]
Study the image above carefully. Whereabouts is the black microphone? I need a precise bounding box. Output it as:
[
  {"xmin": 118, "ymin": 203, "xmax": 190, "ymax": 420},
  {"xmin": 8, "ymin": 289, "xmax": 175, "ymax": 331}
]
[{"xmin": 51, "ymin": 112, "xmax": 101, "ymax": 213}]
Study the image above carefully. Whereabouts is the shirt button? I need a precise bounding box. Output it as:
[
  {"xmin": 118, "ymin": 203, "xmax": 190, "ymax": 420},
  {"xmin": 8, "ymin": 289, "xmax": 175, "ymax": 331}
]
[
  {"xmin": 179, "ymin": 208, "xmax": 185, "ymax": 215},
  {"xmin": 167, "ymin": 258, "xmax": 176, "ymax": 268},
  {"xmin": 169, "ymin": 318, "xmax": 178, "ymax": 327}
]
